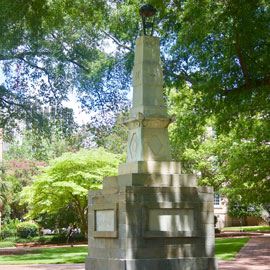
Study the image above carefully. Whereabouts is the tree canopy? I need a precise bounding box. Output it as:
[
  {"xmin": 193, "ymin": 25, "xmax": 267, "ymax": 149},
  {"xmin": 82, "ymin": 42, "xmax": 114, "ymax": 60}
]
[
  {"xmin": 20, "ymin": 148, "xmax": 120, "ymax": 235},
  {"xmin": 168, "ymin": 85, "xmax": 270, "ymax": 206},
  {"xmin": 1, "ymin": 0, "xmax": 269, "ymax": 206},
  {"xmin": 1, "ymin": 0, "xmax": 269, "ymax": 128}
]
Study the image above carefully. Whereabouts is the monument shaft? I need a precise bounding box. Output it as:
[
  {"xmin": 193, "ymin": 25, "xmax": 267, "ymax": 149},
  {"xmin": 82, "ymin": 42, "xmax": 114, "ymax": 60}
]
[
  {"xmin": 86, "ymin": 36, "xmax": 218, "ymax": 270},
  {"xmin": 123, "ymin": 36, "xmax": 172, "ymax": 163}
]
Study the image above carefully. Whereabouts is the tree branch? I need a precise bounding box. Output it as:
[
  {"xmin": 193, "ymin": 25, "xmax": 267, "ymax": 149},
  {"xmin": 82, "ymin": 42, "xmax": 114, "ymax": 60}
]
[
  {"xmin": 222, "ymin": 77, "xmax": 270, "ymax": 95},
  {"xmin": 18, "ymin": 57, "xmax": 48, "ymax": 74},
  {"xmin": 101, "ymin": 30, "xmax": 133, "ymax": 52},
  {"xmin": 234, "ymin": 32, "xmax": 250, "ymax": 86},
  {"xmin": 163, "ymin": 70, "xmax": 198, "ymax": 86},
  {"xmin": 0, "ymin": 51, "xmax": 50, "ymax": 61},
  {"xmin": 65, "ymin": 58, "xmax": 90, "ymax": 73}
]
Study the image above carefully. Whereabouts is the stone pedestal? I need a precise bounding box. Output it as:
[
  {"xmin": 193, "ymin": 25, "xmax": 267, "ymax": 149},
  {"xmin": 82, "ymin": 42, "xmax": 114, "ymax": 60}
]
[
  {"xmin": 85, "ymin": 35, "xmax": 218, "ymax": 270},
  {"xmin": 86, "ymin": 162, "xmax": 218, "ymax": 270}
]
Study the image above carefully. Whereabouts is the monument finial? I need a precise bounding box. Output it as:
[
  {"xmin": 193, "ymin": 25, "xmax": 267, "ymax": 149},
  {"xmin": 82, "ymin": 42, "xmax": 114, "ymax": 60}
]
[{"xmin": 139, "ymin": 4, "xmax": 157, "ymax": 36}]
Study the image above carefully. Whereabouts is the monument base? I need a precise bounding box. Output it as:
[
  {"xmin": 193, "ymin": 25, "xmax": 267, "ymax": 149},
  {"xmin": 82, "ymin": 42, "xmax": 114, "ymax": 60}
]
[
  {"xmin": 85, "ymin": 163, "xmax": 218, "ymax": 270},
  {"xmin": 86, "ymin": 257, "xmax": 218, "ymax": 270}
]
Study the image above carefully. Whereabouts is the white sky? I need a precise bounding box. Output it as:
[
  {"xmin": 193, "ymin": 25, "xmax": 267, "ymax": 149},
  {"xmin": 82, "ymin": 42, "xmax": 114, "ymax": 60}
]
[
  {"xmin": 0, "ymin": 65, "xmax": 4, "ymax": 83},
  {"xmin": 62, "ymin": 93, "xmax": 91, "ymax": 125}
]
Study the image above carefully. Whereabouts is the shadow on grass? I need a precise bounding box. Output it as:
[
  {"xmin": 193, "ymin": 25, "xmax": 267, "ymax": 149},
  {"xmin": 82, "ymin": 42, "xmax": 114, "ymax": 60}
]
[
  {"xmin": 0, "ymin": 247, "xmax": 88, "ymax": 265},
  {"xmin": 215, "ymin": 237, "xmax": 250, "ymax": 260}
]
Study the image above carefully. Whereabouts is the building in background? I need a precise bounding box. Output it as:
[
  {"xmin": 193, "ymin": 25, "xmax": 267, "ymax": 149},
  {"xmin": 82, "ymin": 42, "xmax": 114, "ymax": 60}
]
[{"xmin": 214, "ymin": 194, "xmax": 268, "ymax": 228}]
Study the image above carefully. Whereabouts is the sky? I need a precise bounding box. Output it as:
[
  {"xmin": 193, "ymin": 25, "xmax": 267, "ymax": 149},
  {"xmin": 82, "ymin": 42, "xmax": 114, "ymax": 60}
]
[{"xmin": 0, "ymin": 65, "xmax": 4, "ymax": 84}]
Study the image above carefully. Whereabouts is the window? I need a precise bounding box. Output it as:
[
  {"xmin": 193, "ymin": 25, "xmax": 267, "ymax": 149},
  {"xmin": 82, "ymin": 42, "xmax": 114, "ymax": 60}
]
[{"xmin": 214, "ymin": 194, "xmax": 222, "ymax": 206}]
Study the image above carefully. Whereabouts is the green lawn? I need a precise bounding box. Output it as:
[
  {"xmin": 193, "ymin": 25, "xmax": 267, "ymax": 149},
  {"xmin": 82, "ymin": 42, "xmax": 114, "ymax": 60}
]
[
  {"xmin": 215, "ymin": 237, "xmax": 250, "ymax": 260},
  {"xmin": 0, "ymin": 238, "xmax": 249, "ymax": 264},
  {"xmin": 0, "ymin": 246, "xmax": 88, "ymax": 264},
  {"xmin": 0, "ymin": 241, "xmax": 16, "ymax": 248},
  {"xmin": 223, "ymin": 226, "xmax": 270, "ymax": 232}
]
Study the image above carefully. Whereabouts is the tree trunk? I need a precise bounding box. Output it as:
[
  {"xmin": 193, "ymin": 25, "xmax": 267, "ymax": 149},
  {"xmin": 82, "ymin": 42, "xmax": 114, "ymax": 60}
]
[{"xmin": 73, "ymin": 197, "xmax": 88, "ymax": 239}]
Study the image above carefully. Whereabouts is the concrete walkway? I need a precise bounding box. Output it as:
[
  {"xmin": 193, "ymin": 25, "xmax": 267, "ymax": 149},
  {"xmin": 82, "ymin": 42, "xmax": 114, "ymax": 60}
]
[{"xmin": 219, "ymin": 233, "xmax": 270, "ymax": 270}]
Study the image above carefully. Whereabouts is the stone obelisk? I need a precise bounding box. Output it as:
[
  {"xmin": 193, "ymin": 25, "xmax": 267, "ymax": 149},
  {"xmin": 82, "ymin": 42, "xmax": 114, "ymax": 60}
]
[{"xmin": 85, "ymin": 36, "xmax": 218, "ymax": 270}]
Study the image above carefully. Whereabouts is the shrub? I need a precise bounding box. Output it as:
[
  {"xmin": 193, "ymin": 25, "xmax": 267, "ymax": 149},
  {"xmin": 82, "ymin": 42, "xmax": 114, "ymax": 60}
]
[
  {"xmin": 1, "ymin": 219, "xmax": 20, "ymax": 239},
  {"xmin": 16, "ymin": 222, "xmax": 39, "ymax": 238},
  {"xmin": 49, "ymin": 233, "xmax": 86, "ymax": 243}
]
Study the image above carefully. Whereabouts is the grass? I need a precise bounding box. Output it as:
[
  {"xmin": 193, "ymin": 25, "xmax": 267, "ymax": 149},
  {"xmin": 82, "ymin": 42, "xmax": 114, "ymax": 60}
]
[
  {"xmin": 215, "ymin": 237, "xmax": 250, "ymax": 260},
  {"xmin": 223, "ymin": 226, "xmax": 270, "ymax": 232},
  {"xmin": 0, "ymin": 246, "xmax": 88, "ymax": 264},
  {"xmin": 0, "ymin": 235, "xmax": 251, "ymax": 264},
  {"xmin": 0, "ymin": 238, "xmax": 249, "ymax": 264},
  {"xmin": 0, "ymin": 241, "xmax": 16, "ymax": 248}
]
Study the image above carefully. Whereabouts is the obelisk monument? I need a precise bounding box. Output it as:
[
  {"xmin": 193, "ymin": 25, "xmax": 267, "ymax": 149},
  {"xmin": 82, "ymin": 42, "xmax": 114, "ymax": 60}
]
[{"xmin": 85, "ymin": 5, "xmax": 218, "ymax": 270}]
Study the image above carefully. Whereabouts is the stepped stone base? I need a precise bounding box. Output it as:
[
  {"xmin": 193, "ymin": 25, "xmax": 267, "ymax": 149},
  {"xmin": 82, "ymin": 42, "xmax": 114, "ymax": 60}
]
[
  {"xmin": 86, "ymin": 257, "xmax": 218, "ymax": 270},
  {"xmin": 85, "ymin": 161, "xmax": 218, "ymax": 270}
]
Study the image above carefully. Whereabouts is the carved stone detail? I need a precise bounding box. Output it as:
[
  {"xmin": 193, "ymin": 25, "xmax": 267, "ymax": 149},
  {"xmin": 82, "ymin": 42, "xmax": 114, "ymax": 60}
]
[
  {"xmin": 148, "ymin": 135, "xmax": 163, "ymax": 156},
  {"xmin": 129, "ymin": 133, "xmax": 138, "ymax": 158}
]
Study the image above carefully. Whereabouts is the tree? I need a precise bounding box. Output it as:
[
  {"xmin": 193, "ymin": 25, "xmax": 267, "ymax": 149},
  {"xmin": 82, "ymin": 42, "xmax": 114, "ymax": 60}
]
[
  {"xmin": 0, "ymin": 0, "xmax": 131, "ymax": 134},
  {"xmin": 1, "ymin": 0, "xmax": 269, "ymax": 206},
  {"xmin": 89, "ymin": 111, "xmax": 129, "ymax": 155},
  {"xmin": 228, "ymin": 202, "xmax": 263, "ymax": 227},
  {"xmin": 1, "ymin": 0, "xmax": 269, "ymax": 127},
  {"xmin": 20, "ymin": 148, "xmax": 120, "ymax": 236},
  {"xmin": 1, "ymin": 159, "xmax": 46, "ymax": 220},
  {"xmin": 168, "ymin": 86, "xmax": 270, "ymax": 206},
  {"xmin": 1, "ymin": 128, "xmax": 92, "ymax": 222}
]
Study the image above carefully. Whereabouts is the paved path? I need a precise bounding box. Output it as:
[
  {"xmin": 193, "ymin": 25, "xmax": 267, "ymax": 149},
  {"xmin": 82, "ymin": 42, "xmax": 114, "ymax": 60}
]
[{"xmin": 219, "ymin": 234, "xmax": 270, "ymax": 270}]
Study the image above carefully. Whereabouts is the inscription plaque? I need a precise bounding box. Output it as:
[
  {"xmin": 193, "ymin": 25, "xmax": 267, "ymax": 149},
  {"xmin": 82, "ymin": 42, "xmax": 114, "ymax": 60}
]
[
  {"xmin": 95, "ymin": 210, "xmax": 115, "ymax": 232},
  {"xmin": 149, "ymin": 209, "xmax": 194, "ymax": 232}
]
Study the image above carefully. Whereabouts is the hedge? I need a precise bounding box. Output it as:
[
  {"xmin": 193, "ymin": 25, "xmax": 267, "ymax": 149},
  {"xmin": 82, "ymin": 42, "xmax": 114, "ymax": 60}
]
[{"xmin": 16, "ymin": 222, "xmax": 39, "ymax": 238}]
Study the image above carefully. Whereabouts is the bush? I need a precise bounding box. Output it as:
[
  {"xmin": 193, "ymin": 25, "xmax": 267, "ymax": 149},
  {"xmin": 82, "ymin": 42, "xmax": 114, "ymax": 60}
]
[
  {"xmin": 16, "ymin": 222, "xmax": 39, "ymax": 238},
  {"xmin": 1, "ymin": 227, "xmax": 16, "ymax": 239},
  {"xmin": 48, "ymin": 233, "xmax": 85, "ymax": 243},
  {"xmin": 1, "ymin": 219, "xmax": 20, "ymax": 239},
  {"xmin": 14, "ymin": 233, "xmax": 86, "ymax": 244}
]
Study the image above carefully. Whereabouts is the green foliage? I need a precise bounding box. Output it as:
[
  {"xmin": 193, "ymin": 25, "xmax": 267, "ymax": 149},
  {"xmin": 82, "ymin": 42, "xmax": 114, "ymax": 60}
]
[
  {"xmin": 0, "ymin": 0, "xmax": 130, "ymax": 134},
  {"xmin": 1, "ymin": 218, "xmax": 20, "ymax": 239},
  {"xmin": 46, "ymin": 233, "xmax": 85, "ymax": 243},
  {"xmin": 228, "ymin": 203, "xmax": 263, "ymax": 220},
  {"xmin": 3, "ymin": 127, "xmax": 90, "ymax": 163},
  {"xmin": 35, "ymin": 207, "xmax": 76, "ymax": 231},
  {"xmin": 21, "ymin": 148, "xmax": 120, "ymax": 235},
  {"xmin": 1, "ymin": 0, "xmax": 269, "ymax": 209},
  {"xmin": 0, "ymin": 158, "xmax": 46, "ymax": 220},
  {"xmin": 16, "ymin": 222, "xmax": 39, "ymax": 238},
  {"xmin": 168, "ymin": 85, "xmax": 270, "ymax": 206},
  {"xmin": 89, "ymin": 112, "xmax": 128, "ymax": 156},
  {"xmin": 3, "ymin": 140, "xmax": 34, "ymax": 161},
  {"xmin": 0, "ymin": 233, "xmax": 86, "ymax": 245}
]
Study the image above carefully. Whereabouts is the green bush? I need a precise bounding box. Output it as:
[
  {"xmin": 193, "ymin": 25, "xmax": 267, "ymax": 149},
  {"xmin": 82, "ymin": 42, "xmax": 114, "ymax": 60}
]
[
  {"xmin": 16, "ymin": 222, "xmax": 39, "ymax": 238},
  {"xmin": 1, "ymin": 219, "xmax": 20, "ymax": 239},
  {"xmin": 1, "ymin": 227, "xmax": 16, "ymax": 239},
  {"xmin": 14, "ymin": 233, "xmax": 85, "ymax": 244},
  {"xmin": 49, "ymin": 233, "xmax": 85, "ymax": 243}
]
